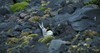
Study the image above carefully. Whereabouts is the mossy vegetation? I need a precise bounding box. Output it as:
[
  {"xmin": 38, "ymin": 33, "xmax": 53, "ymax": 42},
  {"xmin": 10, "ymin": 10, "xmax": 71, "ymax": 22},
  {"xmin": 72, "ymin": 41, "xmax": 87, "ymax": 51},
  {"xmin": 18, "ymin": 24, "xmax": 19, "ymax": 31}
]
[
  {"xmin": 83, "ymin": 30, "xmax": 98, "ymax": 37},
  {"xmin": 21, "ymin": 30, "xmax": 32, "ymax": 36},
  {"xmin": 28, "ymin": 16, "xmax": 41, "ymax": 23},
  {"xmin": 85, "ymin": 0, "xmax": 100, "ymax": 6},
  {"xmin": 10, "ymin": 2, "xmax": 29, "ymax": 12},
  {"xmin": 7, "ymin": 33, "xmax": 38, "ymax": 52},
  {"xmin": 7, "ymin": 38, "xmax": 19, "ymax": 45},
  {"xmin": 39, "ymin": 1, "xmax": 50, "ymax": 11},
  {"xmin": 28, "ymin": 34, "xmax": 38, "ymax": 37},
  {"xmin": 38, "ymin": 36, "xmax": 54, "ymax": 44}
]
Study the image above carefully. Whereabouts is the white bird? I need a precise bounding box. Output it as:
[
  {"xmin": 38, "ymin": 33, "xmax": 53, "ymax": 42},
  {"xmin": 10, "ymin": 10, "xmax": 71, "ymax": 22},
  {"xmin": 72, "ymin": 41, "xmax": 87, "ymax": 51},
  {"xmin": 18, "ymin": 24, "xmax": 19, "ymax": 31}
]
[
  {"xmin": 39, "ymin": 22, "xmax": 53, "ymax": 37},
  {"xmin": 46, "ymin": 30, "xmax": 53, "ymax": 37}
]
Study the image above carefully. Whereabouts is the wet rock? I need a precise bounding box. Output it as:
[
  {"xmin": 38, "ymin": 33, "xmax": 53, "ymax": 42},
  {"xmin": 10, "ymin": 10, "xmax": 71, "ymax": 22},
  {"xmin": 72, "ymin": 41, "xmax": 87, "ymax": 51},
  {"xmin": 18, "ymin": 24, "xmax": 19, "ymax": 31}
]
[
  {"xmin": 20, "ymin": 45, "xmax": 32, "ymax": 53},
  {"xmin": 71, "ymin": 19, "xmax": 95, "ymax": 31},
  {"xmin": 21, "ymin": 22, "xmax": 32, "ymax": 29},
  {"xmin": 67, "ymin": 7, "xmax": 95, "ymax": 22},
  {"xmin": 60, "ymin": 0, "xmax": 68, "ymax": 7},
  {"xmin": 67, "ymin": 6, "xmax": 100, "ymax": 31},
  {"xmin": 34, "ymin": 10, "xmax": 45, "ymax": 16},
  {"xmin": 52, "ymin": 13, "xmax": 70, "ymax": 25},
  {"xmin": 72, "ymin": 2, "xmax": 84, "ymax": 9},
  {"xmin": 0, "ymin": 0, "xmax": 13, "ymax": 7},
  {"xmin": 71, "ymin": 0, "xmax": 82, "ymax": 3},
  {"xmin": 0, "ymin": 6, "xmax": 10, "ymax": 15},
  {"xmin": 47, "ymin": 0, "xmax": 64, "ymax": 11},
  {"xmin": 30, "ymin": 0, "xmax": 41, "ymax": 6},
  {"xmin": 0, "ymin": 23, "xmax": 11, "ymax": 31},
  {"xmin": 11, "ymin": 31, "xmax": 21, "ymax": 37},
  {"xmin": 31, "ymin": 43, "xmax": 48, "ymax": 53},
  {"xmin": 32, "ymin": 29, "xmax": 42, "ymax": 36},
  {"xmin": 58, "ymin": 4, "xmax": 75, "ymax": 14},
  {"xmin": 0, "ymin": 32, "xmax": 7, "ymax": 53},
  {"xmin": 0, "ymin": 43, "xmax": 7, "ymax": 53},
  {"xmin": 91, "ymin": 37, "xmax": 100, "ymax": 47},
  {"xmin": 48, "ymin": 39, "xmax": 66, "ymax": 53},
  {"xmin": 58, "ymin": 44, "xmax": 69, "ymax": 53},
  {"xmin": 14, "ymin": 25, "xmax": 23, "ymax": 31},
  {"xmin": 21, "ymin": 28, "xmax": 32, "ymax": 35},
  {"xmin": 0, "ymin": 22, "xmax": 19, "ymax": 36},
  {"xmin": 0, "ymin": 15, "xmax": 5, "ymax": 22}
]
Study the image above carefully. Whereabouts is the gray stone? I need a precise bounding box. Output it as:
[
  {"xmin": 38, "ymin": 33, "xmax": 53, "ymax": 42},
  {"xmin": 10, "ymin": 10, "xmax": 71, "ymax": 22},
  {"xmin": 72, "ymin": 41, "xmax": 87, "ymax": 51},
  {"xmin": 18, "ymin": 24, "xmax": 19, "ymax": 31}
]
[
  {"xmin": 0, "ymin": 6, "xmax": 10, "ymax": 15},
  {"xmin": 58, "ymin": 4, "xmax": 75, "ymax": 14},
  {"xmin": 0, "ymin": 0, "xmax": 13, "ymax": 7},
  {"xmin": 68, "ymin": 6, "xmax": 100, "ymax": 23},
  {"xmin": 0, "ymin": 15, "xmax": 5, "ymax": 22},
  {"xmin": 47, "ymin": 0, "xmax": 65, "ymax": 11},
  {"xmin": 83, "ymin": 0, "xmax": 92, "ymax": 3},
  {"xmin": 71, "ymin": 0, "xmax": 82, "ymax": 3},
  {"xmin": 0, "ymin": 23, "xmax": 10, "ymax": 31},
  {"xmin": 48, "ymin": 39, "xmax": 66, "ymax": 53},
  {"xmin": 31, "ymin": 43, "xmax": 48, "ymax": 53},
  {"xmin": 71, "ymin": 19, "xmax": 95, "ymax": 31}
]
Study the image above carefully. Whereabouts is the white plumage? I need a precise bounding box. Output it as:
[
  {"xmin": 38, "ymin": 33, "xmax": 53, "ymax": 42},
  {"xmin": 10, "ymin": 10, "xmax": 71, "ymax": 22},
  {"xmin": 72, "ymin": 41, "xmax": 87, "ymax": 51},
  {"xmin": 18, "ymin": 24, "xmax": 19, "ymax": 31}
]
[
  {"xmin": 45, "ymin": 30, "xmax": 53, "ymax": 37},
  {"xmin": 39, "ymin": 22, "xmax": 53, "ymax": 37}
]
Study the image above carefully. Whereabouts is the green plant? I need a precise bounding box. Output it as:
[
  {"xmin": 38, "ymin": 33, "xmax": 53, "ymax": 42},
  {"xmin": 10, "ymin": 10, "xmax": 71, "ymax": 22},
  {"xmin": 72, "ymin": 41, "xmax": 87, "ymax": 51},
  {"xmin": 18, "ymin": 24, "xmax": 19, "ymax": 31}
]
[
  {"xmin": 28, "ymin": 16, "xmax": 41, "ymax": 23},
  {"xmin": 7, "ymin": 38, "xmax": 19, "ymax": 45},
  {"xmin": 85, "ymin": 0, "xmax": 100, "ymax": 6},
  {"xmin": 28, "ymin": 34, "xmax": 38, "ymax": 37},
  {"xmin": 10, "ymin": 2, "xmax": 29, "ymax": 12},
  {"xmin": 39, "ymin": 1, "xmax": 50, "ymax": 11},
  {"xmin": 38, "ymin": 36, "xmax": 54, "ymax": 44},
  {"xmin": 39, "ymin": 7, "xmax": 47, "ymax": 11}
]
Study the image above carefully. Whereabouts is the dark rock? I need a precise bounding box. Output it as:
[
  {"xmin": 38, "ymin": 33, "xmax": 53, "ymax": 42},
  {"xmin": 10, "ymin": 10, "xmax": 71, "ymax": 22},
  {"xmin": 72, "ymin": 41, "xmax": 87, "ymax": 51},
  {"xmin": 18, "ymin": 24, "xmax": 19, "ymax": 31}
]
[
  {"xmin": 71, "ymin": 19, "xmax": 95, "ymax": 31},
  {"xmin": 72, "ymin": 2, "xmax": 84, "ymax": 9},
  {"xmin": 0, "ymin": 0, "xmax": 13, "ymax": 7},
  {"xmin": 22, "ymin": 28, "xmax": 32, "ymax": 33},
  {"xmin": 0, "ymin": 43, "xmax": 7, "ymax": 53},
  {"xmin": 0, "ymin": 15, "xmax": 5, "ymax": 22},
  {"xmin": 0, "ymin": 6, "xmax": 10, "ymax": 15},
  {"xmin": 58, "ymin": 4, "xmax": 75, "ymax": 14},
  {"xmin": 70, "ymin": 0, "xmax": 82, "ymax": 3},
  {"xmin": 48, "ymin": 39, "xmax": 66, "ymax": 53},
  {"xmin": 91, "ymin": 37, "xmax": 100, "ymax": 47},
  {"xmin": 52, "ymin": 13, "xmax": 70, "ymax": 26},
  {"xmin": 0, "ymin": 23, "xmax": 11, "ymax": 31},
  {"xmin": 0, "ymin": 21, "xmax": 17, "ymax": 32},
  {"xmin": 0, "ymin": 32, "xmax": 7, "ymax": 53},
  {"xmin": 11, "ymin": 31, "xmax": 21, "ymax": 37},
  {"xmin": 21, "ymin": 22, "xmax": 32, "ymax": 29},
  {"xmin": 84, "ymin": 8, "xmax": 100, "ymax": 25},
  {"xmin": 32, "ymin": 10, "xmax": 45, "ymax": 16},
  {"xmin": 14, "ymin": 25, "xmax": 23, "ymax": 31},
  {"xmin": 20, "ymin": 45, "xmax": 31, "ymax": 53},
  {"xmin": 67, "ymin": 5, "xmax": 100, "ymax": 31},
  {"xmin": 32, "ymin": 29, "xmax": 42, "ymax": 36},
  {"xmin": 67, "ymin": 7, "xmax": 95, "ymax": 22},
  {"xmin": 30, "ymin": 43, "xmax": 48, "ymax": 53},
  {"xmin": 47, "ymin": 0, "xmax": 65, "ymax": 11},
  {"xmin": 30, "ymin": 0, "xmax": 41, "ymax": 6},
  {"xmin": 58, "ymin": 44, "xmax": 69, "ymax": 53},
  {"xmin": 60, "ymin": 0, "xmax": 68, "ymax": 7}
]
